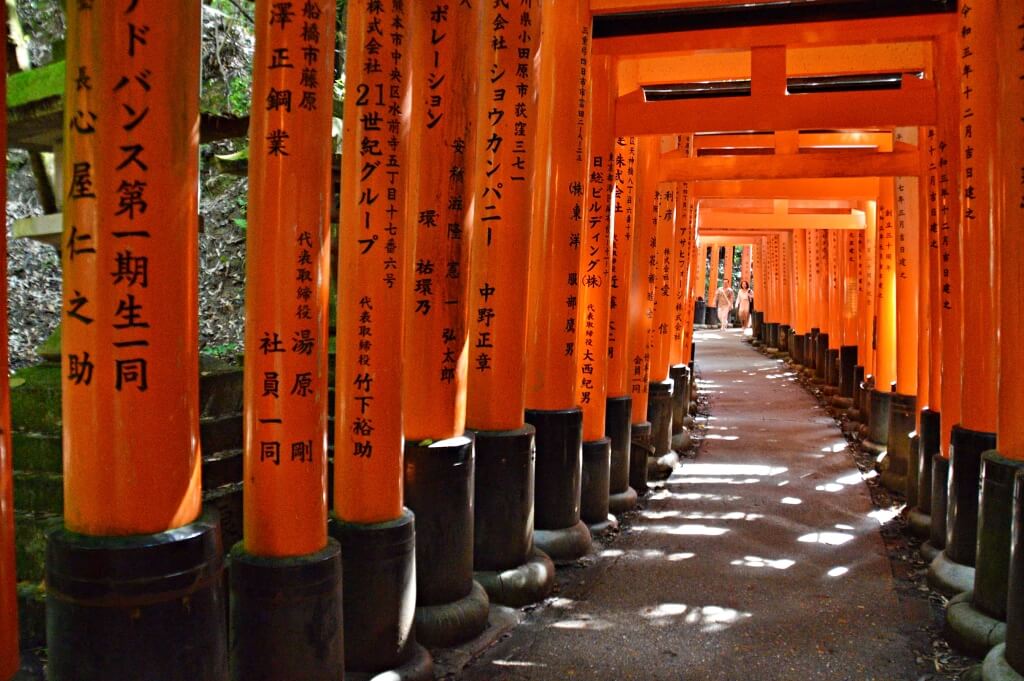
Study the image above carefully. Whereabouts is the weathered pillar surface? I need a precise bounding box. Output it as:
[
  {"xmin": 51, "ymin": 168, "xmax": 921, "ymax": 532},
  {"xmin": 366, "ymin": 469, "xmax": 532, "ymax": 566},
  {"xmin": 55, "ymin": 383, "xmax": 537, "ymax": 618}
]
[
  {"xmin": 650, "ymin": 178, "xmax": 677, "ymax": 381},
  {"xmin": 48, "ymin": 3, "xmax": 227, "ymax": 680},
  {"xmin": 231, "ymin": 2, "xmax": 342, "ymax": 678},
  {"xmin": 793, "ymin": 230, "xmax": 808, "ymax": 335},
  {"xmin": 332, "ymin": 2, "xmax": 430, "ymax": 678},
  {"xmin": 524, "ymin": 0, "xmax": 594, "ymax": 563},
  {"xmin": 468, "ymin": 0, "xmax": 553, "ymax": 606},
  {"xmin": 0, "ymin": 14, "xmax": 16, "ymax": 676},
  {"xmin": 628, "ymin": 136, "xmax": 660, "ymax": 425},
  {"xmin": 875, "ymin": 182, "xmax": 897, "ymax": 391}
]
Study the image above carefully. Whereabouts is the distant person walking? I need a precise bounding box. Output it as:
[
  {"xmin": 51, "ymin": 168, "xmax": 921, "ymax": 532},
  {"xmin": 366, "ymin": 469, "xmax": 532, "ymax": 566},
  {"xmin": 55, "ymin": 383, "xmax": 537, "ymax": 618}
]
[
  {"xmin": 735, "ymin": 280, "xmax": 753, "ymax": 329},
  {"xmin": 714, "ymin": 286, "xmax": 733, "ymax": 331}
]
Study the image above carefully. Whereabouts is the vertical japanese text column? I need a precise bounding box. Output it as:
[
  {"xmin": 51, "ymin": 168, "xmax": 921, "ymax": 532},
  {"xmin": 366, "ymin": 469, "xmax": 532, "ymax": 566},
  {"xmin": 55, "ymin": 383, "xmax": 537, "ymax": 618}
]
[
  {"xmin": 606, "ymin": 136, "xmax": 640, "ymax": 507},
  {"xmin": 334, "ymin": 2, "xmax": 431, "ymax": 676},
  {"xmin": 232, "ymin": 2, "xmax": 341, "ymax": 675},
  {"xmin": 468, "ymin": 0, "xmax": 555, "ymax": 606},
  {"xmin": 523, "ymin": 0, "xmax": 594, "ymax": 563},
  {"xmin": 49, "ymin": 3, "xmax": 228, "ymax": 679},
  {"xmin": 576, "ymin": 53, "xmax": 619, "ymax": 529}
]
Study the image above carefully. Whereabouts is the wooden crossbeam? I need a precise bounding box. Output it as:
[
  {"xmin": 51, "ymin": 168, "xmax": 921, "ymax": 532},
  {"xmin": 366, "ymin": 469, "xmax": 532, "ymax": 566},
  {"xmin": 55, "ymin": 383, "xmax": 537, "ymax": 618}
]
[
  {"xmin": 699, "ymin": 210, "xmax": 866, "ymax": 231},
  {"xmin": 660, "ymin": 148, "xmax": 920, "ymax": 181},
  {"xmin": 618, "ymin": 77, "xmax": 936, "ymax": 135}
]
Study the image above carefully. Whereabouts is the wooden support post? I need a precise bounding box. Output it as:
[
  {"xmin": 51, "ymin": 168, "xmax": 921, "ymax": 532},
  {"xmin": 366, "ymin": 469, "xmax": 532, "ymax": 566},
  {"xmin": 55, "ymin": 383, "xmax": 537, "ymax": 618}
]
[
  {"xmin": 48, "ymin": 3, "xmax": 227, "ymax": 679},
  {"xmin": 468, "ymin": 0, "xmax": 554, "ymax": 605},
  {"xmin": 861, "ymin": 203, "xmax": 879, "ymax": 379},
  {"xmin": 608, "ymin": 136, "xmax": 639, "ymax": 404},
  {"xmin": 895, "ymin": 133, "xmax": 921, "ymax": 399},
  {"xmin": 333, "ymin": 2, "xmax": 432, "ymax": 677},
  {"xmin": 651, "ymin": 175, "xmax": 678, "ymax": 380},
  {"xmin": 0, "ymin": 10, "xmax": 15, "ymax": 675},
  {"xmin": 993, "ymin": 6, "xmax": 1024, "ymax": 673},
  {"xmin": 628, "ymin": 136, "xmax": 660, "ymax": 425},
  {"xmin": 577, "ymin": 54, "xmax": 619, "ymax": 532},
  {"xmin": 524, "ymin": 0, "xmax": 594, "ymax": 563},
  {"xmin": 875, "ymin": 183, "xmax": 898, "ymax": 391},
  {"xmin": 399, "ymin": 1, "xmax": 490, "ymax": 648},
  {"xmin": 793, "ymin": 230, "xmax": 808, "ymax": 335},
  {"xmin": 231, "ymin": 2, "xmax": 342, "ymax": 675}
]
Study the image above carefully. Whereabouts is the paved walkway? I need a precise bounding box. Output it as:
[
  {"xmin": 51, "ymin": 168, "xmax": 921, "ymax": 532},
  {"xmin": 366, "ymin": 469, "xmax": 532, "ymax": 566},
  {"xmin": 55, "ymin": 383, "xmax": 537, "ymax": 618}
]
[{"xmin": 459, "ymin": 329, "xmax": 929, "ymax": 681}]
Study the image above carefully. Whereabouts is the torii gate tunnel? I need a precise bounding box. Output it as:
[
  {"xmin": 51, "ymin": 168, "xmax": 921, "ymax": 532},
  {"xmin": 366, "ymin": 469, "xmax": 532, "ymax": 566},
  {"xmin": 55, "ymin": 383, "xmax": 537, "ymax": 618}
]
[{"xmin": 1, "ymin": 0, "xmax": 1023, "ymax": 679}]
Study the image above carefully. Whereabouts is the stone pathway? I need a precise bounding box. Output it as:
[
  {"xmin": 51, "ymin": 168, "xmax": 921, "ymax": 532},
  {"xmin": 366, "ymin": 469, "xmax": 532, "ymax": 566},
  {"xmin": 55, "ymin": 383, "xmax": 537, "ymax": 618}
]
[{"xmin": 458, "ymin": 329, "xmax": 933, "ymax": 681}]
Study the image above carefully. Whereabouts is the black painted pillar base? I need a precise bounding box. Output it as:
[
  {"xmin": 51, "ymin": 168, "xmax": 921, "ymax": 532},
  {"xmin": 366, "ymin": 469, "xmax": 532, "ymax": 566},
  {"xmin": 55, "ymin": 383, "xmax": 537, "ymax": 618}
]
[
  {"xmin": 861, "ymin": 389, "xmax": 892, "ymax": 456},
  {"xmin": 811, "ymin": 333, "xmax": 828, "ymax": 384},
  {"xmin": 982, "ymin": 643, "xmax": 1024, "ymax": 681},
  {"xmin": 791, "ymin": 331, "xmax": 804, "ymax": 366},
  {"xmin": 910, "ymin": 409, "xmax": 941, "ymax": 538},
  {"xmin": 1004, "ymin": 470, "xmax": 1024, "ymax": 675},
  {"xmin": 581, "ymin": 438, "xmax": 616, "ymax": 536},
  {"xmin": 779, "ymin": 324, "xmax": 791, "ymax": 353},
  {"xmin": 472, "ymin": 426, "xmax": 555, "ymax": 607},
  {"xmin": 670, "ymin": 365, "xmax": 688, "ymax": 436},
  {"xmin": 605, "ymin": 396, "xmax": 637, "ymax": 514},
  {"xmin": 752, "ymin": 311, "xmax": 763, "ymax": 342},
  {"xmin": 944, "ymin": 453, "xmax": 1024, "ymax": 657},
  {"xmin": 924, "ymin": 452, "xmax": 951, "ymax": 562},
  {"xmin": 229, "ymin": 541, "xmax": 343, "ymax": 681},
  {"xmin": 630, "ymin": 421, "xmax": 653, "ymax": 496},
  {"xmin": 525, "ymin": 408, "xmax": 591, "ymax": 564},
  {"xmin": 880, "ymin": 392, "xmax": 916, "ymax": 495},
  {"xmin": 928, "ymin": 426, "xmax": 996, "ymax": 597},
  {"xmin": 647, "ymin": 379, "xmax": 677, "ymax": 480},
  {"xmin": 844, "ymin": 366, "xmax": 866, "ymax": 428},
  {"xmin": 688, "ymin": 359, "xmax": 699, "ymax": 418},
  {"xmin": 330, "ymin": 511, "xmax": 433, "ymax": 681},
  {"xmin": 823, "ymin": 348, "xmax": 840, "ymax": 396},
  {"xmin": 46, "ymin": 511, "xmax": 228, "ymax": 681},
  {"xmin": 835, "ymin": 345, "xmax": 858, "ymax": 405},
  {"xmin": 404, "ymin": 437, "xmax": 489, "ymax": 648}
]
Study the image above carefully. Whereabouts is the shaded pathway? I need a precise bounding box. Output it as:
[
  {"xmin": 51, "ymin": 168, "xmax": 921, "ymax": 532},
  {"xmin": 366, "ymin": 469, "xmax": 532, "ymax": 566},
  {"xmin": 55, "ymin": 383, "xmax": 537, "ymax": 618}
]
[{"xmin": 459, "ymin": 329, "xmax": 931, "ymax": 681}]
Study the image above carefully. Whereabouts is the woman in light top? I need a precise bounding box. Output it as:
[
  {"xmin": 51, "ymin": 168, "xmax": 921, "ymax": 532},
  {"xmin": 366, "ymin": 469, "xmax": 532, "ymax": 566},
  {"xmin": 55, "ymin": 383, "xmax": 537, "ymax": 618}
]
[{"xmin": 735, "ymin": 280, "xmax": 753, "ymax": 329}]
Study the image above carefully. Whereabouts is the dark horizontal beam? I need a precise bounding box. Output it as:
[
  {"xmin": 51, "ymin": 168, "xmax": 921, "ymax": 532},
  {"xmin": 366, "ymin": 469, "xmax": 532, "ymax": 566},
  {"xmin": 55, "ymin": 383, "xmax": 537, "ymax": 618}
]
[{"xmin": 593, "ymin": 0, "xmax": 956, "ymax": 39}]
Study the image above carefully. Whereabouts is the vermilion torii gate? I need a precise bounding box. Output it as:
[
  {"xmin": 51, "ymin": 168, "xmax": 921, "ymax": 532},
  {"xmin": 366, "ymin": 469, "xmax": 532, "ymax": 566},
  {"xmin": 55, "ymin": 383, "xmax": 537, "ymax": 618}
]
[{"xmin": 0, "ymin": 1, "xmax": 1022, "ymax": 680}]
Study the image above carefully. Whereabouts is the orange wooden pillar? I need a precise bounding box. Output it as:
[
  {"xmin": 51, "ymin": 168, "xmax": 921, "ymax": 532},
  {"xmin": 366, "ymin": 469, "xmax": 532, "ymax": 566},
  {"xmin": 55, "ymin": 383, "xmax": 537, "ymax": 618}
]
[
  {"xmin": 695, "ymin": 241, "xmax": 709, "ymax": 321},
  {"xmin": 863, "ymin": 184, "xmax": 897, "ymax": 456},
  {"xmin": 467, "ymin": 0, "xmax": 553, "ymax": 604},
  {"xmin": 926, "ymin": 0, "xmax": 999, "ymax": 593},
  {"xmin": 400, "ymin": 2, "xmax": 490, "ymax": 646},
  {"xmin": 668, "ymin": 156, "xmax": 696, "ymax": 453},
  {"xmin": 577, "ymin": 53, "xmax": 620, "ymax": 529},
  {"xmin": 709, "ymin": 241, "xmax": 722, "ymax": 322},
  {"xmin": 932, "ymin": 0, "xmax": 1018, "ymax": 624},
  {"xmin": 608, "ymin": 135, "xmax": 642, "ymax": 502},
  {"xmin": 626, "ymin": 135, "xmax": 660, "ymax": 492},
  {"xmin": 832, "ymin": 229, "xmax": 861, "ymax": 408},
  {"xmin": 0, "ymin": 14, "xmax": 15, "ymax": 676},
  {"xmin": 231, "ymin": 1, "xmax": 341, "ymax": 675},
  {"xmin": 909, "ymin": 126, "xmax": 938, "ymax": 532},
  {"xmin": 523, "ymin": 0, "xmax": 594, "ymax": 562},
  {"xmin": 882, "ymin": 131, "xmax": 922, "ymax": 496},
  {"xmin": 993, "ymin": 6, "xmax": 1024, "ymax": 673},
  {"xmin": 47, "ymin": 3, "xmax": 226, "ymax": 679},
  {"xmin": 793, "ymin": 230, "xmax": 809, "ymax": 336},
  {"xmin": 648, "ymin": 170, "xmax": 678, "ymax": 467},
  {"xmin": 333, "ymin": 2, "xmax": 432, "ymax": 676}
]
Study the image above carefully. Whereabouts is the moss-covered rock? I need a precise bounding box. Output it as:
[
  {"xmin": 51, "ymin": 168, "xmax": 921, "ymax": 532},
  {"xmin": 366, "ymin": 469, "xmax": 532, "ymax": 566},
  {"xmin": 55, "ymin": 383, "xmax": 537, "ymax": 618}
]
[
  {"xmin": 9, "ymin": 364, "xmax": 62, "ymax": 433},
  {"xmin": 12, "ymin": 471, "xmax": 63, "ymax": 515},
  {"xmin": 11, "ymin": 431, "xmax": 62, "ymax": 474}
]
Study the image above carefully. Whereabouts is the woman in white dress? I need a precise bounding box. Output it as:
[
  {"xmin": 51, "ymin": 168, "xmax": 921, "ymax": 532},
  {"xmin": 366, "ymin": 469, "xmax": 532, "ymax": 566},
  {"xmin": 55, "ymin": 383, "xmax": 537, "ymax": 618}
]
[
  {"xmin": 735, "ymin": 280, "xmax": 753, "ymax": 328},
  {"xmin": 714, "ymin": 286, "xmax": 732, "ymax": 331}
]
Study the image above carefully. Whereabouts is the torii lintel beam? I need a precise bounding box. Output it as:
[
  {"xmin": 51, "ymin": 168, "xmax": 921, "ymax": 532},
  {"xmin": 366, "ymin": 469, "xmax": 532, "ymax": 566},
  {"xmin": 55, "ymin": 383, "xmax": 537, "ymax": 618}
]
[
  {"xmin": 618, "ymin": 79, "xmax": 936, "ymax": 135},
  {"xmin": 661, "ymin": 150, "xmax": 920, "ymax": 181},
  {"xmin": 693, "ymin": 178, "xmax": 880, "ymax": 200},
  {"xmin": 699, "ymin": 211, "xmax": 866, "ymax": 231},
  {"xmin": 591, "ymin": 12, "xmax": 955, "ymax": 54}
]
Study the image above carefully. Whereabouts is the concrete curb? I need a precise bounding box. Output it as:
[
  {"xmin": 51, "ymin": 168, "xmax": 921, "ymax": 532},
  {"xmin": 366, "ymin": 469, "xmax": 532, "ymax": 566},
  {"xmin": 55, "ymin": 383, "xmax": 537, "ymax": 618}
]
[
  {"xmin": 928, "ymin": 550, "xmax": 976, "ymax": 598},
  {"xmin": 945, "ymin": 590, "xmax": 1007, "ymax": 658}
]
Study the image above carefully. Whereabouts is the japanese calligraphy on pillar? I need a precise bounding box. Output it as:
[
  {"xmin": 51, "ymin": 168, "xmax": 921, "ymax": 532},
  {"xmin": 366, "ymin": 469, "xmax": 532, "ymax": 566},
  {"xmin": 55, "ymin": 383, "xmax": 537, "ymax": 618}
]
[
  {"xmin": 403, "ymin": 2, "xmax": 478, "ymax": 441},
  {"xmin": 575, "ymin": 52, "xmax": 616, "ymax": 442},
  {"xmin": 607, "ymin": 136, "xmax": 637, "ymax": 399},
  {"xmin": 525, "ymin": 0, "xmax": 592, "ymax": 412},
  {"xmin": 672, "ymin": 137, "xmax": 693, "ymax": 355},
  {"xmin": 335, "ymin": 0, "xmax": 409, "ymax": 523},
  {"xmin": 61, "ymin": 1, "xmax": 202, "ymax": 535},
  {"xmin": 465, "ymin": 0, "xmax": 541, "ymax": 431},
  {"xmin": 244, "ymin": 0, "xmax": 334, "ymax": 556}
]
